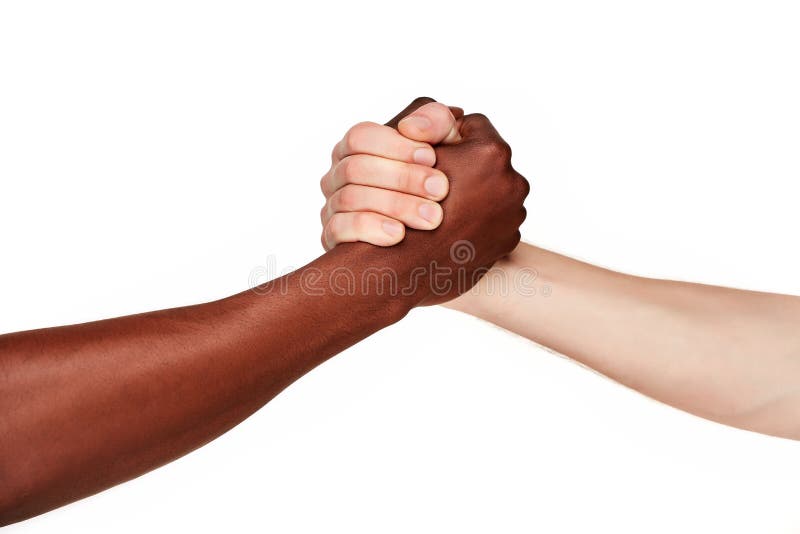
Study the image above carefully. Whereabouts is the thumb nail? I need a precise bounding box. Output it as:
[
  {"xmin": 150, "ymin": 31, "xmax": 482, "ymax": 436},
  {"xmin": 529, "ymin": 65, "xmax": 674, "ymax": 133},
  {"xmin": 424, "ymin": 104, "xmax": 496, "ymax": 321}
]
[{"xmin": 399, "ymin": 114, "xmax": 432, "ymax": 132}]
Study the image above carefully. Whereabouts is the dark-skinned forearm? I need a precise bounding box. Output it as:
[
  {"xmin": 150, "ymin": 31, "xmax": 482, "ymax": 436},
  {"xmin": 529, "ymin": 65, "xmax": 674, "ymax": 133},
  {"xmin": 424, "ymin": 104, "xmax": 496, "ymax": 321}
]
[
  {"xmin": 0, "ymin": 242, "xmax": 417, "ymax": 525},
  {"xmin": 0, "ymin": 97, "xmax": 529, "ymax": 525}
]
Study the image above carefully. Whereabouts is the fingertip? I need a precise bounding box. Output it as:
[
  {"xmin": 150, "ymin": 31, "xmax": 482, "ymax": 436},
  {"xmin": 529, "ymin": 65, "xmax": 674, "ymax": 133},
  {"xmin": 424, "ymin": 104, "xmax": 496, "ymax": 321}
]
[
  {"xmin": 381, "ymin": 220, "xmax": 406, "ymax": 245},
  {"xmin": 423, "ymin": 174, "xmax": 449, "ymax": 200},
  {"xmin": 417, "ymin": 202, "xmax": 443, "ymax": 229},
  {"xmin": 430, "ymin": 208, "xmax": 444, "ymax": 229},
  {"xmin": 412, "ymin": 146, "xmax": 436, "ymax": 166}
]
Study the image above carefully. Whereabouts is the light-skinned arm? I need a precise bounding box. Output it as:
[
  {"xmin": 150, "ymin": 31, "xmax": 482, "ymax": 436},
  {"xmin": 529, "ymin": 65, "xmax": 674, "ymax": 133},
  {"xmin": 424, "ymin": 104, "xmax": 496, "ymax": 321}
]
[{"xmin": 320, "ymin": 104, "xmax": 800, "ymax": 441}]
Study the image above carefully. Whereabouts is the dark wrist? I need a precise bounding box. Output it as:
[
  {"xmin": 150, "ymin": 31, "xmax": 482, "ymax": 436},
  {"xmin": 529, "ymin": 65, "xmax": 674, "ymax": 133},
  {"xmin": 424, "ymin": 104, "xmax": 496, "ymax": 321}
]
[{"xmin": 317, "ymin": 242, "xmax": 425, "ymax": 318}]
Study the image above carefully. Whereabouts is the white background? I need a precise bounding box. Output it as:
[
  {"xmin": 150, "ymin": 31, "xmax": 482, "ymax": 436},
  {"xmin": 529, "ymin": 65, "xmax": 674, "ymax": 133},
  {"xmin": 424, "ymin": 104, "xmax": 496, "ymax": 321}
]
[{"xmin": 2, "ymin": 1, "xmax": 800, "ymax": 532}]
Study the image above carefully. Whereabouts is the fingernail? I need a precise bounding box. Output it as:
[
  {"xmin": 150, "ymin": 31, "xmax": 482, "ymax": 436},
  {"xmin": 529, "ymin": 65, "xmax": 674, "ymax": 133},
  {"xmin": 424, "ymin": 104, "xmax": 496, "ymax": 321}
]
[
  {"xmin": 400, "ymin": 115, "xmax": 432, "ymax": 132},
  {"xmin": 413, "ymin": 147, "xmax": 436, "ymax": 166},
  {"xmin": 423, "ymin": 175, "xmax": 448, "ymax": 197},
  {"xmin": 382, "ymin": 220, "xmax": 404, "ymax": 236},
  {"xmin": 418, "ymin": 203, "xmax": 441, "ymax": 224}
]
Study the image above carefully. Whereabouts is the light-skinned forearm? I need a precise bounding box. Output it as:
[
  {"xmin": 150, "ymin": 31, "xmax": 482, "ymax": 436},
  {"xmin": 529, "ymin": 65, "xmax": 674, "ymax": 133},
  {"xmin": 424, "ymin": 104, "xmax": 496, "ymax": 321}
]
[{"xmin": 448, "ymin": 242, "xmax": 800, "ymax": 440}]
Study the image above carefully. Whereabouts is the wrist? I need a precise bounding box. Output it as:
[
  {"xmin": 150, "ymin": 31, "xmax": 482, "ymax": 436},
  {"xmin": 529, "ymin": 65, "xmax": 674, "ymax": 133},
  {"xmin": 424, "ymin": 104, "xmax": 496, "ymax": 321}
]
[
  {"xmin": 443, "ymin": 244, "xmax": 528, "ymax": 317},
  {"xmin": 308, "ymin": 242, "xmax": 423, "ymax": 323}
]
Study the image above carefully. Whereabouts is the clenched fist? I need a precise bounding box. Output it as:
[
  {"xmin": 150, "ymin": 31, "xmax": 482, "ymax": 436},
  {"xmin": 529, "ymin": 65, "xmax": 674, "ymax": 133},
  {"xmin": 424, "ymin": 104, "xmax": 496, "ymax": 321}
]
[{"xmin": 320, "ymin": 97, "xmax": 529, "ymax": 306}]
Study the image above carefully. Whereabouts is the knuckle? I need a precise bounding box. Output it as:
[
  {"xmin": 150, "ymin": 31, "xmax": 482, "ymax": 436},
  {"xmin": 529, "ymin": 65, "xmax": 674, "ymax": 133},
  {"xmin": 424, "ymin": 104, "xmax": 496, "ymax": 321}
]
[
  {"xmin": 476, "ymin": 139, "xmax": 512, "ymax": 164},
  {"xmin": 506, "ymin": 175, "xmax": 529, "ymax": 201},
  {"xmin": 427, "ymin": 102, "xmax": 451, "ymax": 116},
  {"xmin": 327, "ymin": 213, "xmax": 345, "ymax": 238},
  {"xmin": 389, "ymin": 194, "xmax": 409, "ymax": 218},
  {"xmin": 336, "ymin": 156, "xmax": 360, "ymax": 184},
  {"xmin": 492, "ymin": 139, "xmax": 513, "ymax": 161},
  {"xmin": 470, "ymin": 112, "xmax": 490, "ymax": 124},
  {"xmin": 328, "ymin": 191, "xmax": 341, "ymax": 212},
  {"xmin": 335, "ymin": 185, "xmax": 358, "ymax": 211},
  {"xmin": 352, "ymin": 212, "xmax": 371, "ymax": 233},
  {"xmin": 396, "ymin": 163, "xmax": 413, "ymax": 192},
  {"xmin": 343, "ymin": 122, "xmax": 376, "ymax": 152},
  {"xmin": 321, "ymin": 223, "xmax": 333, "ymax": 250},
  {"xmin": 519, "ymin": 176, "xmax": 531, "ymax": 198},
  {"xmin": 328, "ymin": 189, "xmax": 344, "ymax": 212}
]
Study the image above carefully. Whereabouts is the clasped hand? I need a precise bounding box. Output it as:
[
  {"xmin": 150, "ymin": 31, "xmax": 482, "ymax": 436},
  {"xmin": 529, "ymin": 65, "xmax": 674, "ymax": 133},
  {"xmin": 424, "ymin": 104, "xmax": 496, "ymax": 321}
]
[{"xmin": 319, "ymin": 97, "xmax": 530, "ymax": 306}]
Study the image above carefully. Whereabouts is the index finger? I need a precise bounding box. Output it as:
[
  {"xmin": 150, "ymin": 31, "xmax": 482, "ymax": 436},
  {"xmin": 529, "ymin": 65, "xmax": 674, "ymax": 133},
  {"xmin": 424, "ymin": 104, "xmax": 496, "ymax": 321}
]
[
  {"xmin": 458, "ymin": 113, "xmax": 506, "ymax": 143},
  {"xmin": 332, "ymin": 121, "xmax": 436, "ymax": 166}
]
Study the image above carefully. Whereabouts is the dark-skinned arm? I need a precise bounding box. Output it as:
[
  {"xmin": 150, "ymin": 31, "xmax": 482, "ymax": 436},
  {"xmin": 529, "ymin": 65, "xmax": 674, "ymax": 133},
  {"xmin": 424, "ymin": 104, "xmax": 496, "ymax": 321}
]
[
  {"xmin": 0, "ymin": 98, "xmax": 529, "ymax": 525},
  {"xmin": 0, "ymin": 244, "xmax": 408, "ymax": 524}
]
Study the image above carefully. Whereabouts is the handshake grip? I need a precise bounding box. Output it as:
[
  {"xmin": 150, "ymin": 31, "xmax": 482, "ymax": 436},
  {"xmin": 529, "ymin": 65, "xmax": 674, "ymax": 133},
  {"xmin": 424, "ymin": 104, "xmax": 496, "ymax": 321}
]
[{"xmin": 381, "ymin": 97, "xmax": 530, "ymax": 307}]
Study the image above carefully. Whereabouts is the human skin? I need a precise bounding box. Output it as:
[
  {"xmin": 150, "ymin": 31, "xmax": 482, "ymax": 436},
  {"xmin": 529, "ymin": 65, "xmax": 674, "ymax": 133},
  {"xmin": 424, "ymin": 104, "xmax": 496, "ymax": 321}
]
[
  {"xmin": 0, "ymin": 97, "xmax": 529, "ymax": 525},
  {"xmin": 320, "ymin": 101, "xmax": 464, "ymax": 249},
  {"xmin": 321, "ymin": 105, "xmax": 800, "ymax": 441}
]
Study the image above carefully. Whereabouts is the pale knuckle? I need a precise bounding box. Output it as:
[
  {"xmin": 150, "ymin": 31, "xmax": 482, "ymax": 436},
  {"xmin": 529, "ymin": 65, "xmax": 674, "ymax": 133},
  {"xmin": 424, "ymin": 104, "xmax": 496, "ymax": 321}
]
[
  {"xmin": 321, "ymin": 225, "xmax": 333, "ymax": 250},
  {"xmin": 327, "ymin": 213, "xmax": 346, "ymax": 238},
  {"xmin": 396, "ymin": 164, "xmax": 414, "ymax": 192},
  {"xmin": 335, "ymin": 185, "xmax": 358, "ymax": 211},
  {"xmin": 389, "ymin": 195, "xmax": 409, "ymax": 218},
  {"xmin": 328, "ymin": 190, "xmax": 344, "ymax": 212},
  {"xmin": 427, "ymin": 102, "xmax": 451, "ymax": 116},
  {"xmin": 352, "ymin": 212, "xmax": 372, "ymax": 232},
  {"xmin": 336, "ymin": 156, "xmax": 360, "ymax": 183},
  {"xmin": 327, "ymin": 191, "xmax": 341, "ymax": 212},
  {"xmin": 344, "ymin": 122, "xmax": 376, "ymax": 151}
]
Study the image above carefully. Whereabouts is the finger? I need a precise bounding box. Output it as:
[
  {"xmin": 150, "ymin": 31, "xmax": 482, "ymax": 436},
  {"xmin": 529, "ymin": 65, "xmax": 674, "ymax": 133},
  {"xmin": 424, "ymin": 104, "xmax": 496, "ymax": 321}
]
[
  {"xmin": 324, "ymin": 184, "xmax": 443, "ymax": 230},
  {"xmin": 385, "ymin": 96, "xmax": 437, "ymax": 129},
  {"xmin": 398, "ymin": 102, "xmax": 462, "ymax": 145},
  {"xmin": 449, "ymin": 106, "xmax": 465, "ymax": 120},
  {"xmin": 322, "ymin": 154, "xmax": 449, "ymax": 200},
  {"xmin": 332, "ymin": 121, "xmax": 436, "ymax": 166},
  {"xmin": 458, "ymin": 112, "xmax": 505, "ymax": 142},
  {"xmin": 322, "ymin": 212, "xmax": 405, "ymax": 251}
]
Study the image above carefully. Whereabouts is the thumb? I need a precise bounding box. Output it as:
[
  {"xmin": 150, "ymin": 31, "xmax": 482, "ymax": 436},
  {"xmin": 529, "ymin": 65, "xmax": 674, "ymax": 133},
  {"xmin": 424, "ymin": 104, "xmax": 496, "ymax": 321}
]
[{"xmin": 398, "ymin": 102, "xmax": 462, "ymax": 145}]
